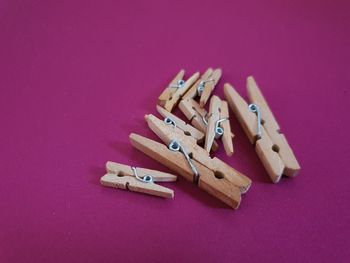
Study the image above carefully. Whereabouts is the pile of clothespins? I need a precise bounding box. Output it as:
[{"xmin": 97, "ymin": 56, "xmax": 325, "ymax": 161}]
[{"xmin": 101, "ymin": 68, "xmax": 301, "ymax": 209}]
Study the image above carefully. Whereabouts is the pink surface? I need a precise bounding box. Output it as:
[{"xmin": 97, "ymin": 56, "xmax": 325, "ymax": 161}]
[{"xmin": 0, "ymin": 0, "xmax": 349, "ymax": 262}]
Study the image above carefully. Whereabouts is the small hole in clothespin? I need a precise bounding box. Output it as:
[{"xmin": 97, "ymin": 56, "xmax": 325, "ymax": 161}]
[
  {"xmin": 117, "ymin": 172, "xmax": 125, "ymax": 177},
  {"xmin": 214, "ymin": 171, "xmax": 225, "ymax": 179},
  {"xmin": 184, "ymin": 131, "xmax": 191, "ymax": 136},
  {"xmin": 272, "ymin": 145, "xmax": 280, "ymax": 153}
]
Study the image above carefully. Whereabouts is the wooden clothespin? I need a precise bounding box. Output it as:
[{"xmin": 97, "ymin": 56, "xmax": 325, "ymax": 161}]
[
  {"xmin": 156, "ymin": 105, "xmax": 205, "ymax": 143},
  {"xmin": 158, "ymin": 70, "xmax": 200, "ymax": 112},
  {"xmin": 100, "ymin": 161, "xmax": 177, "ymax": 198},
  {"xmin": 205, "ymin": 95, "xmax": 234, "ymax": 156},
  {"xmin": 224, "ymin": 77, "xmax": 301, "ymax": 183},
  {"xmin": 129, "ymin": 114, "xmax": 252, "ymax": 209},
  {"xmin": 182, "ymin": 68, "xmax": 222, "ymax": 107}
]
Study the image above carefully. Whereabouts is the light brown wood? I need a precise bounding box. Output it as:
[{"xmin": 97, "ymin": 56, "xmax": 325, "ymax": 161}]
[
  {"xmin": 158, "ymin": 70, "xmax": 185, "ymax": 106},
  {"xmin": 144, "ymin": 114, "xmax": 251, "ymax": 193},
  {"xmin": 224, "ymin": 83, "xmax": 257, "ymax": 144},
  {"xmin": 156, "ymin": 105, "xmax": 205, "ymax": 143},
  {"xmin": 220, "ymin": 100, "xmax": 234, "ymax": 156},
  {"xmin": 255, "ymin": 129, "xmax": 285, "ymax": 183},
  {"xmin": 204, "ymin": 96, "xmax": 234, "ymax": 156},
  {"xmin": 100, "ymin": 161, "xmax": 176, "ymax": 198},
  {"xmin": 205, "ymin": 95, "xmax": 221, "ymax": 152},
  {"xmin": 224, "ymin": 80, "xmax": 300, "ymax": 183},
  {"xmin": 106, "ymin": 161, "xmax": 177, "ymax": 182},
  {"xmin": 163, "ymin": 72, "xmax": 200, "ymax": 112},
  {"xmin": 101, "ymin": 173, "xmax": 174, "ymax": 198},
  {"xmin": 183, "ymin": 68, "xmax": 213, "ymax": 100},
  {"xmin": 246, "ymin": 76, "xmax": 300, "ymax": 177},
  {"xmin": 179, "ymin": 98, "xmax": 207, "ymax": 132},
  {"xmin": 178, "ymin": 98, "xmax": 219, "ymax": 151},
  {"xmin": 130, "ymin": 133, "xmax": 243, "ymax": 209},
  {"xmin": 199, "ymin": 68, "xmax": 222, "ymax": 107}
]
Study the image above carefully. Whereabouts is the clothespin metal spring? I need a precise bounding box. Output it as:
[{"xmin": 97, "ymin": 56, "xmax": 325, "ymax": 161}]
[
  {"xmin": 197, "ymin": 78, "xmax": 215, "ymax": 96},
  {"xmin": 131, "ymin": 167, "xmax": 153, "ymax": 183},
  {"xmin": 164, "ymin": 117, "xmax": 176, "ymax": 128},
  {"xmin": 170, "ymin": 79, "xmax": 185, "ymax": 89},
  {"xmin": 214, "ymin": 118, "xmax": 228, "ymax": 139},
  {"xmin": 168, "ymin": 140, "xmax": 199, "ymax": 183}
]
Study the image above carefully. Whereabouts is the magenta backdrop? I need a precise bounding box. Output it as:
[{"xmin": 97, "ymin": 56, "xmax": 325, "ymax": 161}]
[{"xmin": 0, "ymin": 0, "xmax": 349, "ymax": 262}]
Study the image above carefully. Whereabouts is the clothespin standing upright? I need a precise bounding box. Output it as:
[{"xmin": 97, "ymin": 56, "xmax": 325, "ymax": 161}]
[
  {"xmin": 101, "ymin": 161, "xmax": 177, "ymax": 198},
  {"xmin": 205, "ymin": 95, "xmax": 234, "ymax": 156},
  {"xmin": 158, "ymin": 70, "xmax": 200, "ymax": 112},
  {"xmin": 129, "ymin": 114, "xmax": 252, "ymax": 209},
  {"xmin": 224, "ymin": 76, "xmax": 300, "ymax": 183}
]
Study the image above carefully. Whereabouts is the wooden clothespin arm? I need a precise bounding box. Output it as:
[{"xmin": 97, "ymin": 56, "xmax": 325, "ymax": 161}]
[
  {"xmin": 101, "ymin": 161, "xmax": 176, "ymax": 198},
  {"xmin": 159, "ymin": 71, "xmax": 200, "ymax": 112},
  {"xmin": 199, "ymin": 68, "xmax": 222, "ymax": 107}
]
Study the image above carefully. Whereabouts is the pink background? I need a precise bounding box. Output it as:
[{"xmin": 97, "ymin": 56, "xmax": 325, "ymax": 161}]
[{"xmin": 0, "ymin": 0, "xmax": 349, "ymax": 262}]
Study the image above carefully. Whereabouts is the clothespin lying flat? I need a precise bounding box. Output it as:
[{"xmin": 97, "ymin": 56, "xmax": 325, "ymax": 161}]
[
  {"xmin": 100, "ymin": 161, "xmax": 177, "ymax": 198},
  {"xmin": 178, "ymin": 98, "xmax": 219, "ymax": 151},
  {"xmin": 129, "ymin": 114, "xmax": 252, "ymax": 209},
  {"xmin": 156, "ymin": 105, "xmax": 205, "ymax": 143},
  {"xmin": 205, "ymin": 95, "xmax": 234, "ymax": 156},
  {"xmin": 224, "ymin": 77, "xmax": 300, "ymax": 183},
  {"xmin": 158, "ymin": 70, "xmax": 200, "ymax": 112},
  {"xmin": 182, "ymin": 68, "xmax": 222, "ymax": 107}
]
